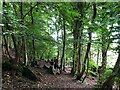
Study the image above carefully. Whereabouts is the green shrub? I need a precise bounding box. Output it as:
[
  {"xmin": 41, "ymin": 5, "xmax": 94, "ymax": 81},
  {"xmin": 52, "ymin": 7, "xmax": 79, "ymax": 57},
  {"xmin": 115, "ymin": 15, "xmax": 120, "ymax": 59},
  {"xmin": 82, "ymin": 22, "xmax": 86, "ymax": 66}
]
[
  {"xmin": 89, "ymin": 60, "xmax": 98, "ymax": 73},
  {"xmin": 88, "ymin": 70, "xmax": 97, "ymax": 76},
  {"xmin": 114, "ymin": 75, "xmax": 120, "ymax": 87},
  {"xmin": 96, "ymin": 67, "xmax": 113, "ymax": 88},
  {"xmin": 104, "ymin": 68, "xmax": 113, "ymax": 77}
]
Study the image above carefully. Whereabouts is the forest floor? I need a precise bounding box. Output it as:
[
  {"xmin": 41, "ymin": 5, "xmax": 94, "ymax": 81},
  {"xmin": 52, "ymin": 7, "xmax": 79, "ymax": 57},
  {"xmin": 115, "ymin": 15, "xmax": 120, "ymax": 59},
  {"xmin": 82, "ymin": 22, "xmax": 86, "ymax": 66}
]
[{"xmin": 2, "ymin": 60, "xmax": 98, "ymax": 89}]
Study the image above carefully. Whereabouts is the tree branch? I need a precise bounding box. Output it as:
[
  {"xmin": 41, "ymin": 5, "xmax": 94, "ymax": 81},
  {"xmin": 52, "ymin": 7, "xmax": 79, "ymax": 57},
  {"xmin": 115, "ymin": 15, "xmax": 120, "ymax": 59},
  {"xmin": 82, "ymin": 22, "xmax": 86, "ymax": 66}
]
[
  {"xmin": 91, "ymin": 2, "xmax": 97, "ymax": 23},
  {"xmin": 23, "ymin": 2, "xmax": 40, "ymax": 19}
]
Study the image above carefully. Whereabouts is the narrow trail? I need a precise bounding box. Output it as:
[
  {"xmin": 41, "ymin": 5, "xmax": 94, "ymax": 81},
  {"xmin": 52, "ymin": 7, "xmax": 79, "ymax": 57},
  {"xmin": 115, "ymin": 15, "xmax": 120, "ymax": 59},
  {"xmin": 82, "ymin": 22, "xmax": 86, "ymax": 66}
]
[
  {"xmin": 34, "ymin": 67, "xmax": 98, "ymax": 88},
  {"xmin": 3, "ymin": 66, "xmax": 98, "ymax": 89}
]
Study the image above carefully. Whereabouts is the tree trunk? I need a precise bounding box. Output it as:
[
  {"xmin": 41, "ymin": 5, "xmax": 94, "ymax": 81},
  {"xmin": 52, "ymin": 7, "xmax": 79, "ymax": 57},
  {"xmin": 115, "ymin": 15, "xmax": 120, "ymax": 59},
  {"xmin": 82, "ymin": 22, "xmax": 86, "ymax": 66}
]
[
  {"xmin": 76, "ymin": 2, "xmax": 96, "ymax": 80},
  {"xmin": 101, "ymin": 48, "xmax": 107, "ymax": 73},
  {"xmin": 56, "ymin": 16, "xmax": 60, "ymax": 67},
  {"xmin": 30, "ymin": 3, "xmax": 35, "ymax": 66},
  {"xmin": 60, "ymin": 16, "xmax": 66, "ymax": 73},
  {"xmin": 20, "ymin": 2, "xmax": 26, "ymax": 65},
  {"xmin": 2, "ymin": 33, "xmax": 12, "ymax": 61},
  {"xmin": 97, "ymin": 48, "xmax": 100, "ymax": 65},
  {"xmin": 82, "ymin": 56, "xmax": 89, "ymax": 83},
  {"xmin": 100, "ymin": 53, "xmax": 120, "ymax": 90},
  {"xmin": 5, "ymin": 22, "xmax": 18, "ymax": 63},
  {"xmin": 77, "ymin": 32, "xmax": 91, "ymax": 80},
  {"xmin": 76, "ymin": 2, "xmax": 84, "ymax": 80},
  {"xmin": 72, "ymin": 20, "xmax": 79, "ymax": 75},
  {"xmin": 77, "ymin": 23, "xmax": 83, "ymax": 74},
  {"xmin": 32, "ymin": 36, "xmax": 35, "ymax": 66}
]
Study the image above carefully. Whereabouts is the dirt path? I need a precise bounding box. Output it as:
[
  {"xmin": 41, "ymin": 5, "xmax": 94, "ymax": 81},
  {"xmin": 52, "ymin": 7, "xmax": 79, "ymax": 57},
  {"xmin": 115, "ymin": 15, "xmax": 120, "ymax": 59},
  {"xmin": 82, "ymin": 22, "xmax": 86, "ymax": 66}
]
[
  {"xmin": 2, "ymin": 66, "xmax": 98, "ymax": 89},
  {"xmin": 37, "ymin": 68, "xmax": 97, "ymax": 88}
]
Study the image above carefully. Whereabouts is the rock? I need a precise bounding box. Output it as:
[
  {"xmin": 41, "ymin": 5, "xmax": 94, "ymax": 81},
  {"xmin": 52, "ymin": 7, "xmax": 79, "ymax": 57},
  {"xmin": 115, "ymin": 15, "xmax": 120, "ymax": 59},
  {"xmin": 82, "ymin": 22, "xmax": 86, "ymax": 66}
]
[
  {"xmin": 76, "ymin": 80, "xmax": 82, "ymax": 84},
  {"xmin": 22, "ymin": 67, "xmax": 38, "ymax": 82},
  {"xmin": 43, "ymin": 64, "xmax": 50, "ymax": 69}
]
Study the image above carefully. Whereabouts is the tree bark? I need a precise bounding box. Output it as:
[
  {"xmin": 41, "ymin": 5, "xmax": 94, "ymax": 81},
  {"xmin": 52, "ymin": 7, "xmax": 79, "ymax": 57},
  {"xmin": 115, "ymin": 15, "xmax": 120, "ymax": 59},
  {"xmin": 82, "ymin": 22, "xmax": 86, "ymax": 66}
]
[
  {"xmin": 5, "ymin": 22, "xmax": 18, "ymax": 63},
  {"xmin": 76, "ymin": 2, "xmax": 84, "ymax": 80},
  {"xmin": 32, "ymin": 36, "xmax": 35, "ymax": 66},
  {"xmin": 72, "ymin": 20, "xmax": 79, "ymax": 75},
  {"xmin": 57, "ymin": 22, "xmax": 60, "ymax": 67},
  {"xmin": 2, "ymin": 33, "xmax": 12, "ymax": 61},
  {"xmin": 20, "ymin": 2, "xmax": 26, "ymax": 65},
  {"xmin": 77, "ymin": 22, "xmax": 83, "ymax": 74},
  {"xmin": 29, "ymin": 3, "xmax": 35, "ymax": 66},
  {"xmin": 100, "ymin": 53, "xmax": 120, "ymax": 90},
  {"xmin": 76, "ymin": 2, "xmax": 96, "ymax": 80},
  {"xmin": 77, "ymin": 32, "xmax": 91, "ymax": 80},
  {"xmin": 60, "ymin": 16, "xmax": 66, "ymax": 73},
  {"xmin": 97, "ymin": 48, "xmax": 100, "ymax": 65}
]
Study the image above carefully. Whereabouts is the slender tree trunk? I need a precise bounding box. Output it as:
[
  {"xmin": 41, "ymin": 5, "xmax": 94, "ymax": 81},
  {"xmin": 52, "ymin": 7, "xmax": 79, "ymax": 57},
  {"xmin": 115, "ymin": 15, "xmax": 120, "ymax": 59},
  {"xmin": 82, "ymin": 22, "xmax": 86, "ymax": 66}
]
[
  {"xmin": 101, "ymin": 48, "xmax": 107, "ymax": 73},
  {"xmin": 60, "ymin": 16, "xmax": 66, "ymax": 73},
  {"xmin": 72, "ymin": 20, "xmax": 79, "ymax": 75},
  {"xmin": 32, "ymin": 36, "xmax": 35, "ymax": 66},
  {"xmin": 77, "ymin": 32, "xmax": 91, "ymax": 80},
  {"xmin": 20, "ymin": 2, "xmax": 26, "ymax": 65},
  {"xmin": 2, "ymin": 33, "xmax": 12, "ymax": 61},
  {"xmin": 5, "ymin": 22, "xmax": 18, "ymax": 63},
  {"xmin": 97, "ymin": 48, "xmax": 100, "ymax": 65},
  {"xmin": 57, "ymin": 24, "xmax": 60, "ymax": 67},
  {"xmin": 31, "ymin": 3, "xmax": 35, "ymax": 66},
  {"xmin": 63, "ymin": 58, "xmax": 66, "ymax": 71},
  {"xmin": 82, "ymin": 56, "xmax": 89, "ymax": 83},
  {"xmin": 77, "ymin": 23, "xmax": 83, "ymax": 74}
]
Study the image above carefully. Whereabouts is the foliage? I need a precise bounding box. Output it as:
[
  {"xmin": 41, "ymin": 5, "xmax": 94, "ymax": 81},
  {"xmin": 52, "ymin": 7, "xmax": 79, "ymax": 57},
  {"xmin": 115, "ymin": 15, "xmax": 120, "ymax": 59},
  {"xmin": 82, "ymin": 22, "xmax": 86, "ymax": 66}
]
[
  {"xmin": 89, "ymin": 60, "xmax": 98, "ymax": 72},
  {"xmin": 88, "ymin": 70, "xmax": 97, "ymax": 76},
  {"xmin": 2, "ymin": 2, "xmax": 120, "ymax": 88}
]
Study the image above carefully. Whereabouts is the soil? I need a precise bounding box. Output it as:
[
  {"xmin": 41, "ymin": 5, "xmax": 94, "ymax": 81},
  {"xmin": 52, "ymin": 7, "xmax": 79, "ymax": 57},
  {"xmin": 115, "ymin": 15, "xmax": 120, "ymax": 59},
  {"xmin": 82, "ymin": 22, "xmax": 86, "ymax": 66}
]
[{"xmin": 2, "ymin": 60, "xmax": 98, "ymax": 89}]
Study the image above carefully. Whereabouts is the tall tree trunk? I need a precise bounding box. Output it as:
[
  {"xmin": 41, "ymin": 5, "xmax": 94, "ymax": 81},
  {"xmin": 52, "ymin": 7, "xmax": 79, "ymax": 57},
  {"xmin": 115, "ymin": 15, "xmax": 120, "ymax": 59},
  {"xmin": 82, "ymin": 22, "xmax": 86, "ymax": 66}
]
[
  {"xmin": 77, "ymin": 21, "xmax": 83, "ymax": 74},
  {"xmin": 76, "ymin": 2, "xmax": 96, "ymax": 80},
  {"xmin": 31, "ymin": 3, "xmax": 35, "ymax": 66},
  {"xmin": 60, "ymin": 16, "xmax": 66, "ymax": 73},
  {"xmin": 57, "ymin": 23, "xmax": 60, "ymax": 67},
  {"xmin": 76, "ymin": 2, "xmax": 84, "ymax": 80},
  {"xmin": 32, "ymin": 36, "xmax": 35, "ymax": 66},
  {"xmin": 77, "ymin": 32, "xmax": 91, "ymax": 80},
  {"xmin": 101, "ymin": 34, "xmax": 110, "ymax": 73},
  {"xmin": 2, "ymin": 32, "xmax": 12, "ymax": 61},
  {"xmin": 20, "ymin": 2, "xmax": 26, "ymax": 65},
  {"xmin": 72, "ymin": 20, "xmax": 79, "ymax": 75}
]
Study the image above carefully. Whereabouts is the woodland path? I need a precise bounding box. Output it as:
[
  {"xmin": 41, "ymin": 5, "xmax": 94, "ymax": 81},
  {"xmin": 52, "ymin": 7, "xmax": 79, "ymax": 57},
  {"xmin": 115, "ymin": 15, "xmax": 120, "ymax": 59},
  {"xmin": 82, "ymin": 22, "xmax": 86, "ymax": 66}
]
[{"xmin": 2, "ymin": 65, "xmax": 98, "ymax": 89}]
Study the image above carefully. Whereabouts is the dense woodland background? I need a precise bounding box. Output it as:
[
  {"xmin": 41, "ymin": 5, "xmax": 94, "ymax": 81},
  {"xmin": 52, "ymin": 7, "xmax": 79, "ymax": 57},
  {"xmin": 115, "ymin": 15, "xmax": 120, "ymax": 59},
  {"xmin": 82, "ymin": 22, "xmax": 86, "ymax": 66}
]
[{"xmin": 1, "ymin": 2, "xmax": 120, "ymax": 89}]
